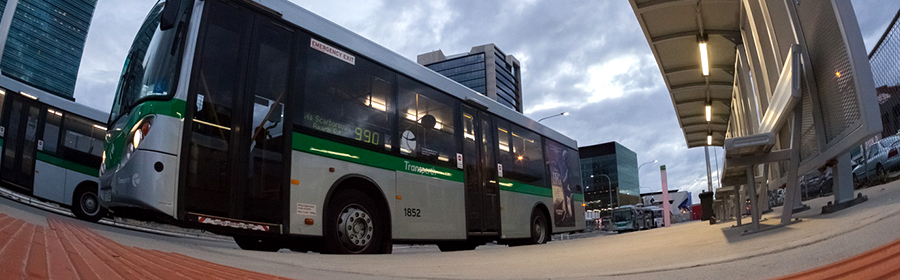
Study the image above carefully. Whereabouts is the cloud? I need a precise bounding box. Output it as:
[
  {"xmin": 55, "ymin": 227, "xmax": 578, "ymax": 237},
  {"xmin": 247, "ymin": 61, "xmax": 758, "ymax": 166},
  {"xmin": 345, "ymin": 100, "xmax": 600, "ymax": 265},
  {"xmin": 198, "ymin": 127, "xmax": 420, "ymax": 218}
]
[
  {"xmin": 74, "ymin": 0, "xmax": 157, "ymax": 113},
  {"xmin": 852, "ymin": 0, "xmax": 900, "ymax": 53}
]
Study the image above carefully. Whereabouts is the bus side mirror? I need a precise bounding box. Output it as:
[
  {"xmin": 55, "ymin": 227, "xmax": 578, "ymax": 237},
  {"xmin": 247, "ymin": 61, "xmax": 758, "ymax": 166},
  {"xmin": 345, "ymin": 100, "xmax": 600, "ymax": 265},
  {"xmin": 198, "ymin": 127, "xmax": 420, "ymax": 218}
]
[{"xmin": 160, "ymin": 0, "xmax": 183, "ymax": 31}]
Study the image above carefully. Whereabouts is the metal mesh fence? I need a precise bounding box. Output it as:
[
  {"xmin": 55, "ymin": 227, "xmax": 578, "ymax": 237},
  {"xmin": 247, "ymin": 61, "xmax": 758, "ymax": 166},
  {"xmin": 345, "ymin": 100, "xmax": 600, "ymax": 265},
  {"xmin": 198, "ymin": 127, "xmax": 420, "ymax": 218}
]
[
  {"xmin": 870, "ymin": 9, "xmax": 900, "ymax": 138},
  {"xmin": 797, "ymin": 0, "xmax": 862, "ymax": 143}
]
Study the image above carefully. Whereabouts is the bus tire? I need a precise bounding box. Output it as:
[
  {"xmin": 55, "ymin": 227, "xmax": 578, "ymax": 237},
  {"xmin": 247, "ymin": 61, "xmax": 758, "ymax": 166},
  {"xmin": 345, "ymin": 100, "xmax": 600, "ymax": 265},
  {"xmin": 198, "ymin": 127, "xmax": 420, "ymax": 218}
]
[
  {"xmin": 323, "ymin": 189, "xmax": 385, "ymax": 254},
  {"xmin": 234, "ymin": 236, "xmax": 282, "ymax": 252},
  {"xmin": 72, "ymin": 184, "xmax": 106, "ymax": 223},
  {"xmin": 528, "ymin": 209, "xmax": 550, "ymax": 244}
]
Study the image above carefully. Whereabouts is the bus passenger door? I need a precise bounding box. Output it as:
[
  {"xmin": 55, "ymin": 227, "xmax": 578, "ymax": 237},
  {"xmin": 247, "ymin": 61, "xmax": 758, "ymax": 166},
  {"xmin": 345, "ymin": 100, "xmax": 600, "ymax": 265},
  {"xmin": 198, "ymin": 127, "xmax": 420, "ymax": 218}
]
[
  {"xmin": 0, "ymin": 94, "xmax": 43, "ymax": 192},
  {"xmin": 182, "ymin": 0, "xmax": 290, "ymax": 227},
  {"xmin": 461, "ymin": 105, "xmax": 500, "ymax": 235}
]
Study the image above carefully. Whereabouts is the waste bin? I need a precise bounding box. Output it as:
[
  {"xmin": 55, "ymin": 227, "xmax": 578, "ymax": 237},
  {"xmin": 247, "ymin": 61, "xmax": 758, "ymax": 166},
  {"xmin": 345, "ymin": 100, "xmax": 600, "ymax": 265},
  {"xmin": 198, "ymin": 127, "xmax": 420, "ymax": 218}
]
[{"xmin": 699, "ymin": 191, "xmax": 714, "ymax": 221}]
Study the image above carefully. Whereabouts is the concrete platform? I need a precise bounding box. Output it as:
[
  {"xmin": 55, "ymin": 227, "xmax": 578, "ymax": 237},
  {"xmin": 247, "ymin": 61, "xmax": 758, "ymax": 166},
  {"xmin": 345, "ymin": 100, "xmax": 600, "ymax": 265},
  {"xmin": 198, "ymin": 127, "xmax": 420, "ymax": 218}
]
[{"xmin": 2, "ymin": 180, "xmax": 900, "ymax": 279}]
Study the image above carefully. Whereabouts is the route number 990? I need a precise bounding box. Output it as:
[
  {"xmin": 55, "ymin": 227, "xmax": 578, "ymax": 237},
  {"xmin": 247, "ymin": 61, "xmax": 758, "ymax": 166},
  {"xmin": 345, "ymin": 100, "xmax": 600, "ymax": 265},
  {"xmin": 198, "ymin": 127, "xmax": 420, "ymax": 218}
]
[{"xmin": 355, "ymin": 127, "xmax": 379, "ymax": 145}]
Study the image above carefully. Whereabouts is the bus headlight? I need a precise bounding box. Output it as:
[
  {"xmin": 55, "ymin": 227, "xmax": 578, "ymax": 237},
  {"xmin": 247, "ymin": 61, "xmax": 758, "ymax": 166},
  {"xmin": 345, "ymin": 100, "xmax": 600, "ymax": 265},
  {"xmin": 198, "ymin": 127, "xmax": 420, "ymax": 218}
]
[{"xmin": 126, "ymin": 116, "xmax": 154, "ymax": 160}]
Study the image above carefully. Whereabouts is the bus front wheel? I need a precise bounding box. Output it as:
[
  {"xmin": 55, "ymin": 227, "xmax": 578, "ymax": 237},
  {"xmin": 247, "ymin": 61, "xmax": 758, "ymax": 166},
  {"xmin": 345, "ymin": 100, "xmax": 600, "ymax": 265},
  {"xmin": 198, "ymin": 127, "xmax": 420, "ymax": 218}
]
[
  {"xmin": 72, "ymin": 185, "xmax": 107, "ymax": 223},
  {"xmin": 323, "ymin": 190, "xmax": 385, "ymax": 254}
]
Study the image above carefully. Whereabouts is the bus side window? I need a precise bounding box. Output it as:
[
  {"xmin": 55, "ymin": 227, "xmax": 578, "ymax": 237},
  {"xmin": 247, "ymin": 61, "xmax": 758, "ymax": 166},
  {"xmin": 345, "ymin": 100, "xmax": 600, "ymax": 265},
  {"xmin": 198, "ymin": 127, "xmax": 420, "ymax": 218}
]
[
  {"xmin": 396, "ymin": 76, "xmax": 457, "ymax": 167},
  {"xmin": 42, "ymin": 108, "xmax": 63, "ymax": 155},
  {"xmin": 496, "ymin": 120, "xmax": 545, "ymax": 186},
  {"xmin": 61, "ymin": 115, "xmax": 103, "ymax": 167},
  {"xmin": 299, "ymin": 37, "xmax": 395, "ymax": 151}
]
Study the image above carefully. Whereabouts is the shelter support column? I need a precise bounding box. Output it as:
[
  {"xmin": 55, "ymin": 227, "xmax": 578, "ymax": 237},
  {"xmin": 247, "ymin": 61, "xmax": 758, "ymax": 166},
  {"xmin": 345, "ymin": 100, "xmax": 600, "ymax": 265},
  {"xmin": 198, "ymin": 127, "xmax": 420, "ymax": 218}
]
[
  {"xmin": 760, "ymin": 166, "xmax": 770, "ymax": 213},
  {"xmin": 706, "ymin": 147, "xmax": 713, "ymax": 192},
  {"xmin": 747, "ymin": 166, "xmax": 760, "ymax": 230},
  {"xmin": 780, "ymin": 107, "xmax": 805, "ymax": 224},
  {"xmin": 822, "ymin": 152, "xmax": 868, "ymax": 213},
  {"xmin": 734, "ymin": 184, "xmax": 742, "ymax": 226}
]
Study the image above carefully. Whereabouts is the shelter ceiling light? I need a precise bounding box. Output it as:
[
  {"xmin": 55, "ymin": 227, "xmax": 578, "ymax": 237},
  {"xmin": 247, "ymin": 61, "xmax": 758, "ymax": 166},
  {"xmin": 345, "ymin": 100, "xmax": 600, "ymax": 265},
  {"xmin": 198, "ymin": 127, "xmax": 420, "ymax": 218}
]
[
  {"xmin": 698, "ymin": 35, "xmax": 709, "ymax": 76},
  {"xmin": 707, "ymin": 134, "xmax": 712, "ymax": 145},
  {"xmin": 705, "ymin": 104, "xmax": 712, "ymax": 122}
]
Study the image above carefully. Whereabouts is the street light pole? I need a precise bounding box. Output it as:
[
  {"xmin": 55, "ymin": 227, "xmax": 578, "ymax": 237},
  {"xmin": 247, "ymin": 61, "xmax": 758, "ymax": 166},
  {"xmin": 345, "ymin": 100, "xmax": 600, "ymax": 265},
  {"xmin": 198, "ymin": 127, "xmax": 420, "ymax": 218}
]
[
  {"xmin": 637, "ymin": 159, "xmax": 658, "ymax": 193},
  {"xmin": 537, "ymin": 112, "xmax": 569, "ymax": 122},
  {"xmin": 592, "ymin": 174, "xmax": 612, "ymax": 214}
]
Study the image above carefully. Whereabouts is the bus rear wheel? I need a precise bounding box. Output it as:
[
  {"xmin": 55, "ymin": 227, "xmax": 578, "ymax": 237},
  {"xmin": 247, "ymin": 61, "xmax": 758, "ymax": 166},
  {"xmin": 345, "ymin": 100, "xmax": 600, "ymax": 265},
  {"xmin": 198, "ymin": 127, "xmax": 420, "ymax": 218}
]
[
  {"xmin": 72, "ymin": 186, "xmax": 106, "ymax": 223},
  {"xmin": 323, "ymin": 190, "xmax": 385, "ymax": 254},
  {"xmin": 529, "ymin": 209, "xmax": 549, "ymax": 244}
]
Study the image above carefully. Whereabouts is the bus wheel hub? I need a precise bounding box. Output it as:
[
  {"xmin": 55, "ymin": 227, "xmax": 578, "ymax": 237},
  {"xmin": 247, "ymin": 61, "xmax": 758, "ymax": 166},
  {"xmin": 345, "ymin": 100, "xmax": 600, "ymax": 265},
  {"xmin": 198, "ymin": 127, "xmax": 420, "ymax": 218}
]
[
  {"xmin": 337, "ymin": 206, "xmax": 373, "ymax": 249},
  {"xmin": 82, "ymin": 193, "xmax": 99, "ymax": 215}
]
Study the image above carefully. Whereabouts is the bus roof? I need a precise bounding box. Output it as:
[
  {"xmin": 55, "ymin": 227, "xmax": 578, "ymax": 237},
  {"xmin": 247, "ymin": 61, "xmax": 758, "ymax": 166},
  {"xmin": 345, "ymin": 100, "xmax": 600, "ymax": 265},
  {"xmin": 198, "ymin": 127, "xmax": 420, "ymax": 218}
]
[
  {"xmin": 0, "ymin": 75, "xmax": 108, "ymax": 123},
  {"xmin": 251, "ymin": 0, "xmax": 578, "ymax": 149}
]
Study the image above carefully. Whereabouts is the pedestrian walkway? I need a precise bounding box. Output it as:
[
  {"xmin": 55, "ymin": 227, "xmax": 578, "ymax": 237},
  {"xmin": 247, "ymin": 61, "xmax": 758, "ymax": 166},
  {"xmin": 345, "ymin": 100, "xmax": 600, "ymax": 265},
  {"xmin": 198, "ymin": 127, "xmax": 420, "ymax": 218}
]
[
  {"xmin": 4, "ymin": 183, "xmax": 900, "ymax": 279},
  {"xmin": 0, "ymin": 213, "xmax": 289, "ymax": 280}
]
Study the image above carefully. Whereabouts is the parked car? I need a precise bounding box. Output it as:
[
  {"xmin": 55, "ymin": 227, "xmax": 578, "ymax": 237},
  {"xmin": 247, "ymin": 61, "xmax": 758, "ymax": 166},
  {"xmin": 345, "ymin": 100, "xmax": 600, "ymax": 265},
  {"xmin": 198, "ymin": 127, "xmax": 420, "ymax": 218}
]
[
  {"xmin": 768, "ymin": 188, "xmax": 785, "ymax": 208},
  {"xmin": 799, "ymin": 170, "xmax": 832, "ymax": 200},
  {"xmin": 852, "ymin": 135, "xmax": 900, "ymax": 187}
]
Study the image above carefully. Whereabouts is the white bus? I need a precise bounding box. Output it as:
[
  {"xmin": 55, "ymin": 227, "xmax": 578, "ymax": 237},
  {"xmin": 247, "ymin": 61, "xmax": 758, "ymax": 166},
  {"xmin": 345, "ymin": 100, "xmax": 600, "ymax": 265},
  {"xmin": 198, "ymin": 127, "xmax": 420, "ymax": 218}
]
[
  {"xmin": 611, "ymin": 205, "xmax": 658, "ymax": 232},
  {"xmin": 0, "ymin": 76, "xmax": 108, "ymax": 222},
  {"xmin": 101, "ymin": 0, "xmax": 584, "ymax": 254}
]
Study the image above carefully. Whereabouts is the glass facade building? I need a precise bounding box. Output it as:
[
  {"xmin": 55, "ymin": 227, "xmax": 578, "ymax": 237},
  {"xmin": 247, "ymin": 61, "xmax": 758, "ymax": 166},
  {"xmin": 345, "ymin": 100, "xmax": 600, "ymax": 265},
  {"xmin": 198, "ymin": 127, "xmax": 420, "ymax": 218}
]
[
  {"xmin": 0, "ymin": 0, "xmax": 97, "ymax": 100},
  {"xmin": 418, "ymin": 44, "xmax": 523, "ymax": 112},
  {"xmin": 579, "ymin": 142, "xmax": 640, "ymax": 214},
  {"xmin": 423, "ymin": 53, "xmax": 487, "ymax": 95}
]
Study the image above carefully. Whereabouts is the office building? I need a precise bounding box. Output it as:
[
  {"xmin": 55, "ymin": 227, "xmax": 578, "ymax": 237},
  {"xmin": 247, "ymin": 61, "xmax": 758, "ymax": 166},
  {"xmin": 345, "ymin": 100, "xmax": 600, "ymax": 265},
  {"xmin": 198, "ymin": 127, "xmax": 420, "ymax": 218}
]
[
  {"xmin": 579, "ymin": 142, "xmax": 640, "ymax": 214},
  {"xmin": 0, "ymin": 0, "xmax": 97, "ymax": 100},
  {"xmin": 417, "ymin": 44, "xmax": 523, "ymax": 112}
]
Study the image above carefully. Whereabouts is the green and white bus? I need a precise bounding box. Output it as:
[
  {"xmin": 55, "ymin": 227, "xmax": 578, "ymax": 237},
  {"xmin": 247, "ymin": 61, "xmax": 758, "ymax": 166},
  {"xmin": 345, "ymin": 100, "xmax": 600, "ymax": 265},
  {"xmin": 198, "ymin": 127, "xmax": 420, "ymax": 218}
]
[
  {"xmin": 0, "ymin": 76, "xmax": 109, "ymax": 222},
  {"xmin": 101, "ymin": 0, "xmax": 584, "ymax": 254}
]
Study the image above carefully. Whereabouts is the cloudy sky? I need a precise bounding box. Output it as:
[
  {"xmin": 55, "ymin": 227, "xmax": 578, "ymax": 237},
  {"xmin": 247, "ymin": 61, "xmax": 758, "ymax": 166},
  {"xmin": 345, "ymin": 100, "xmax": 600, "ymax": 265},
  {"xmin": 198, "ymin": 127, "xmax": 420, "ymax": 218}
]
[{"xmin": 74, "ymin": 0, "xmax": 899, "ymax": 202}]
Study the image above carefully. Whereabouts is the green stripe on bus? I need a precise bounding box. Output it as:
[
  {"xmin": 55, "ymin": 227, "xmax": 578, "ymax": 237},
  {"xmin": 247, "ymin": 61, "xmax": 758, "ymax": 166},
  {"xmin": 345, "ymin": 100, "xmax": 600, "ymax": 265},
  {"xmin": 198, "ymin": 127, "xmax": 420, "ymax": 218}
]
[
  {"xmin": 35, "ymin": 152, "xmax": 99, "ymax": 177},
  {"xmin": 104, "ymin": 99, "xmax": 187, "ymax": 170},
  {"xmin": 498, "ymin": 178, "xmax": 551, "ymax": 198},
  {"xmin": 0, "ymin": 137, "xmax": 4, "ymax": 146},
  {"xmin": 497, "ymin": 179, "xmax": 584, "ymax": 202},
  {"xmin": 292, "ymin": 132, "xmax": 464, "ymax": 182}
]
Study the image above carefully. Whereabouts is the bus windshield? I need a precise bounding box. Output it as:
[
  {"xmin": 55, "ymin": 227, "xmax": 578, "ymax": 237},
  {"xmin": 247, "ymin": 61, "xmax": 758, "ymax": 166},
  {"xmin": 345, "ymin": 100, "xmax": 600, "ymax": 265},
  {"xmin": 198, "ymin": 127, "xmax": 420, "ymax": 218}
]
[{"xmin": 109, "ymin": 0, "xmax": 186, "ymax": 124}]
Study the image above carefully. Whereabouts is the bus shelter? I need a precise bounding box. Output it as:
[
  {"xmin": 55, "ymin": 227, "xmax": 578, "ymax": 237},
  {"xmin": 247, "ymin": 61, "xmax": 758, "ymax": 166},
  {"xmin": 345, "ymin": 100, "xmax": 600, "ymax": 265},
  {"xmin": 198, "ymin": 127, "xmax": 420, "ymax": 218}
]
[{"xmin": 629, "ymin": 0, "xmax": 881, "ymax": 232}]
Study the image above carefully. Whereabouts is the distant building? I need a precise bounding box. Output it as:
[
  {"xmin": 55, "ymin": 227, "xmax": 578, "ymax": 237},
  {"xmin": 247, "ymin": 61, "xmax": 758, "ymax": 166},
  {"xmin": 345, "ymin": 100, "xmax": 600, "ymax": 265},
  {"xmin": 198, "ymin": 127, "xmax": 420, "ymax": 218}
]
[
  {"xmin": 579, "ymin": 142, "xmax": 640, "ymax": 214},
  {"xmin": 417, "ymin": 44, "xmax": 523, "ymax": 112},
  {"xmin": 0, "ymin": 0, "xmax": 98, "ymax": 100}
]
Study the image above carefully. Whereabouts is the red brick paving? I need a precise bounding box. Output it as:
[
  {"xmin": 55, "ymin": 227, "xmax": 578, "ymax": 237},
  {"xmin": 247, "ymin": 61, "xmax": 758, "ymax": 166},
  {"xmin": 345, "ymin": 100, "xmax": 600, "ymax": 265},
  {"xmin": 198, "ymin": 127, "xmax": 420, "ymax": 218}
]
[
  {"xmin": 5, "ymin": 210, "xmax": 900, "ymax": 279},
  {"xmin": 772, "ymin": 233, "xmax": 900, "ymax": 280},
  {"xmin": 0, "ymin": 213, "xmax": 292, "ymax": 280}
]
